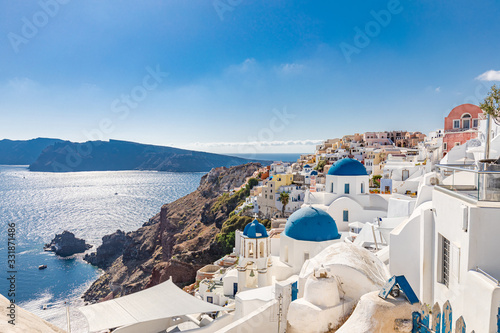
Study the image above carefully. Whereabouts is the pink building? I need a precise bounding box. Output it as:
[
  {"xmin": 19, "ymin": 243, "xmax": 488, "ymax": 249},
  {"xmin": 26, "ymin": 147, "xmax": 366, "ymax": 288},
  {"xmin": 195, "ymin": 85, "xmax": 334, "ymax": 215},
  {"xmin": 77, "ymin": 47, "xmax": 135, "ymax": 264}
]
[{"xmin": 443, "ymin": 104, "xmax": 483, "ymax": 154}]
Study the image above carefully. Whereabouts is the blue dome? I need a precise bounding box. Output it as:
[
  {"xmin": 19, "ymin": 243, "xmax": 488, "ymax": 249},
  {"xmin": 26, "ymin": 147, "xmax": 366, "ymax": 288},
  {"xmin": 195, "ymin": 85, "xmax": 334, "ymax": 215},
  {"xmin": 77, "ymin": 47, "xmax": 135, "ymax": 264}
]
[
  {"xmin": 310, "ymin": 170, "xmax": 318, "ymax": 176},
  {"xmin": 284, "ymin": 206, "xmax": 340, "ymax": 242},
  {"xmin": 243, "ymin": 219, "xmax": 268, "ymax": 238},
  {"xmin": 304, "ymin": 164, "xmax": 311, "ymax": 168},
  {"xmin": 327, "ymin": 158, "xmax": 367, "ymax": 176}
]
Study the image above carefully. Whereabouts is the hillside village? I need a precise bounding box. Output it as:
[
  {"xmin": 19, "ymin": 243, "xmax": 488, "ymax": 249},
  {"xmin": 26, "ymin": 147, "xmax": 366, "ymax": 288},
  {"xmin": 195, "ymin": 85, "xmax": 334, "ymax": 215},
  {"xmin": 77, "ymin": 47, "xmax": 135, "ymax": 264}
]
[{"xmin": 77, "ymin": 102, "xmax": 500, "ymax": 333}]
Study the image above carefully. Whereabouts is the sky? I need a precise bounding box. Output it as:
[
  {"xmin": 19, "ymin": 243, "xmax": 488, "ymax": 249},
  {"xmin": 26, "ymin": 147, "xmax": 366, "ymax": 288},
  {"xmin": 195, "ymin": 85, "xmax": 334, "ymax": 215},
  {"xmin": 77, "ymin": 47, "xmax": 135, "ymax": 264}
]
[{"xmin": 1, "ymin": 0, "xmax": 500, "ymax": 154}]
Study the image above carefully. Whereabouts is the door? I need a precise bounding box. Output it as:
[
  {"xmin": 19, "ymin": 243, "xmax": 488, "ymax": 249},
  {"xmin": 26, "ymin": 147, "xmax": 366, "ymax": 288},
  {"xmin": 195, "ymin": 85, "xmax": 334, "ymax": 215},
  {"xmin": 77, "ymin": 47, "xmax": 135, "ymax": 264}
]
[{"xmin": 233, "ymin": 283, "xmax": 238, "ymax": 295}]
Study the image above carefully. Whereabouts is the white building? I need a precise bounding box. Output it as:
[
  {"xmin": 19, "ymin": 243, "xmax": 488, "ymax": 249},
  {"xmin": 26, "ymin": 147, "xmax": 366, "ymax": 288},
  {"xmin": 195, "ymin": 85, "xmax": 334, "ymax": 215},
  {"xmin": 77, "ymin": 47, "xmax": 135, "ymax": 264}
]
[
  {"xmin": 279, "ymin": 206, "xmax": 343, "ymax": 273},
  {"xmin": 390, "ymin": 162, "xmax": 500, "ymax": 333},
  {"xmin": 306, "ymin": 158, "xmax": 388, "ymax": 231},
  {"xmin": 236, "ymin": 219, "xmax": 272, "ymax": 292}
]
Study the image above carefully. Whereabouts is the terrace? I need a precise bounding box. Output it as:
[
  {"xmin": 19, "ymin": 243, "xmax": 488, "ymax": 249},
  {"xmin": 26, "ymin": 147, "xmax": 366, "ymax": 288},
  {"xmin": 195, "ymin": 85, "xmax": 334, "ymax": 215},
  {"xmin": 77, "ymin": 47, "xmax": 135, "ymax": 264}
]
[{"xmin": 435, "ymin": 162, "xmax": 500, "ymax": 203}]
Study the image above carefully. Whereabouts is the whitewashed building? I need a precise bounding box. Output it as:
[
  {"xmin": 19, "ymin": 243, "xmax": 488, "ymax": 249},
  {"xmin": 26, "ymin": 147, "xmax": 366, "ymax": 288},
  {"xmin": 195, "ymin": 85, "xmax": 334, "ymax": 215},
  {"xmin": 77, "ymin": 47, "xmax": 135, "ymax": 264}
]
[
  {"xmin": 390, "ymin": 162, "xmax": 500, "ymax": 333},
  {"xmin": 306, "ymin": 158, "xmax": 388, "ymax": 231}
]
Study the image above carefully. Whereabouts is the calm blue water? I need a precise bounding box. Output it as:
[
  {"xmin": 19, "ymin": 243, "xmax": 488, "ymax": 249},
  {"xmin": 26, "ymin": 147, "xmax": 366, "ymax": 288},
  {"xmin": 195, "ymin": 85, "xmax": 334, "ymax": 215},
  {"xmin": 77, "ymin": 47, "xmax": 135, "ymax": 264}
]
[
  {"xmin": 0, "ymin": 165, "xmax": 202, "ymax": 331},
  {"xmin": 231, "ymin": 153, "xmax": 303, "ymax": 163}
]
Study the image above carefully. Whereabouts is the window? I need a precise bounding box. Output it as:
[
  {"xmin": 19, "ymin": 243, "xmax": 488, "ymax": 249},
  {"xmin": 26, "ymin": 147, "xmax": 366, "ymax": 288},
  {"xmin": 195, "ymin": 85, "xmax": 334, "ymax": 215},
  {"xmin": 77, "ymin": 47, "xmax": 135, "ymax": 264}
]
[
  {"xmin": 304, "ymin": 252, "xmax": 310, "ymax": 261},
  {"xmin": 344, "ymin": 183, "xmax": 350, "ymax": 194},
  {"xmin": 455, "ymin": 142, "xmax": 460, "ymax": 147},
  {"xmin": 463, "ymin": 119, "xmax": 470, "ymax": 129},
  {"xmin": 343, "ymin": 210, "xmax": 349, "ymax": 222},
  {"xmin": 443, "ymin": 142, "xmax": 447, "ymax": 151},
  {"xmin": 248, "ymin": 242, "xmax": 255, "ymax": 258},
  {"xmin": 270, "ymin": 195, "xmax": 273, "ymax": 200},
  {"xmin": 453, "ymin": 120, "xmax": 460, "ymax": 128},
  {"xmin": 473, "ymin": 119, "xmax": 478, "ymax": 127},
  {"xmin": 442, "ymin": 237, "xmax": 450, "ymax": 287},
  {"xmin": 331, "ymin": 183, "xmax": 334, "ymax": 193},
  {"xmin": 361, "ymin": 182, "xmax": 365, "ymax": 193},
  {"xmin": 207, "ymin": 296, "xmax": 213, "ymax": 304}
]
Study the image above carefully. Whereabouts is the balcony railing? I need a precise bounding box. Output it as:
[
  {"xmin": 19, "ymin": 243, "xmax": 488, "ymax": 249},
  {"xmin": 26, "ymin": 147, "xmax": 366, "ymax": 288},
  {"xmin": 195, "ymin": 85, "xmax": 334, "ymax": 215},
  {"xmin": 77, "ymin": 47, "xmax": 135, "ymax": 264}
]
[
  {"xmin": 444, "ymin": 127, "xmax": 479, "ymax": 133},
  {"xmin": 475, "ymin": 266, "xmax": 500, "ymax": 286},
  {"xmin": 436, "ymin": 163, "xmax": 500, "ymax": 202}
]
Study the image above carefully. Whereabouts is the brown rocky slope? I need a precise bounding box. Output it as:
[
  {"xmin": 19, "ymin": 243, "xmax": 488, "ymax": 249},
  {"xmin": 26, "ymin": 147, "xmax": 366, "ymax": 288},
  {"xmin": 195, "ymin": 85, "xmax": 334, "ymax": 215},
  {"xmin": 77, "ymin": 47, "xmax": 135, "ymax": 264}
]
[{"xmin": 83, "ymin": 162, "xmax": 263, "ymax": 302}]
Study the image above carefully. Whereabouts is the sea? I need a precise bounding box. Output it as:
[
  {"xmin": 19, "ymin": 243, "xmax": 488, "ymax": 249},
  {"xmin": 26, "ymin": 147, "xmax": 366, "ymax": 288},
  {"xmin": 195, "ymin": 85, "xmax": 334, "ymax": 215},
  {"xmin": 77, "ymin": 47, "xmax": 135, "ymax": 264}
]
[
  {"xmin": 0, "ymin": 153, "xmax": 298, "ymax": 331},
  {"xmin": 0, "ymin": 165, "xmax": 204, "ymax": 332}
]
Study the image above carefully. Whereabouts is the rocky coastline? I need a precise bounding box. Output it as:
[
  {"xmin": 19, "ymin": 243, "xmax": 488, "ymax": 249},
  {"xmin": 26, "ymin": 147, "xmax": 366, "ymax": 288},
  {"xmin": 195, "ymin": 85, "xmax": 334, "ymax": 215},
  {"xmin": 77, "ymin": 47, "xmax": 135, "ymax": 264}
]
[{"xmin": 82, "ymin": 162, "xmax": 262, "ymax": 302}]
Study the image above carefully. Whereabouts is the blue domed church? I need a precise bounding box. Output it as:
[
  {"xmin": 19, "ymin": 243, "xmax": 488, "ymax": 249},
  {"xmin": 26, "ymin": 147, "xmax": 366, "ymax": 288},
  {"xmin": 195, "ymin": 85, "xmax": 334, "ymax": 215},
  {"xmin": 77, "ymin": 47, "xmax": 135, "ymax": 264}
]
[
  {"xmin": 280, "ymin": 206, "xmax": 342, "ymax": 273},
  {"xmin": 306, "ymin": 158, "xmax": 388, "ymax": 232},
  {"xmin": 237, "ymin": 218, "xmax": 271, "ymax": 291}
]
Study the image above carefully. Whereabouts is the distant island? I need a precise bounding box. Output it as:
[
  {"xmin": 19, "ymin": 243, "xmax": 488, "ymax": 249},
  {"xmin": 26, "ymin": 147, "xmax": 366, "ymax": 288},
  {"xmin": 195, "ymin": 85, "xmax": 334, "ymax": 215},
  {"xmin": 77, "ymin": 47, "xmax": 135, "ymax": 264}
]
[
  {"xmin": 0, "ymin": 138, "xmax": 65, "ymax": 165},
  {"xmin": 8, "ymin": 138, "xmax": 270, "ymax": 172}
]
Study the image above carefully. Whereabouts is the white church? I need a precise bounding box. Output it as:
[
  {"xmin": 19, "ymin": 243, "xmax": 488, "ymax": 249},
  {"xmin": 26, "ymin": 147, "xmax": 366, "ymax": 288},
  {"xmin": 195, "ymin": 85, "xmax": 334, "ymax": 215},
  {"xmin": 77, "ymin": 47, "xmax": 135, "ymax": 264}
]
[{"xmin": 305, "ymin": 158, "xmax": 389, "ymax": 231}]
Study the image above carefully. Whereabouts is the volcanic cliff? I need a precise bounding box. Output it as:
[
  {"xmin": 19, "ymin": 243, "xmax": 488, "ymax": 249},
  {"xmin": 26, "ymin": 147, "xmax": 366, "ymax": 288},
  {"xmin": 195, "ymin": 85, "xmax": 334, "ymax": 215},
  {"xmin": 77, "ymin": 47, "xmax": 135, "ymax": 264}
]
[{"xmin": 83, "ymin": 162, "xmax": 266, "ymax": 302}]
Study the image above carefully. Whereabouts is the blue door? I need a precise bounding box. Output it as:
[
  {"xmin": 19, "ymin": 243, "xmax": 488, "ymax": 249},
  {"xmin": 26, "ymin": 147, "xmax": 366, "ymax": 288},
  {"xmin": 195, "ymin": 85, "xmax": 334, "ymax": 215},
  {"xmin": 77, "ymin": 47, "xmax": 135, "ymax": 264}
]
[
  {"xmin": 497, "ymin": 307, "xmax": 500, "ymax": 333},
  {"xmin": 291, "ymin": 282, "xmax": 298, "ymax": 301},
  {"xmin": 233, "ymin": 283, "xmax": 238, "ymax": 295}
]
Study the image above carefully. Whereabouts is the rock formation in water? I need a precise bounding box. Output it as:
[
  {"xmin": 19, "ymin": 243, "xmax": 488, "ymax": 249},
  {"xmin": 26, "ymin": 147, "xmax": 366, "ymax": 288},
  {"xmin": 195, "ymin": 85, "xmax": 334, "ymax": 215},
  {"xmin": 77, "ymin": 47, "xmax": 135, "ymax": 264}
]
[
  {"xmin": 84, "ymin": 230, "xmax": 131, "ymax": 269},
  {"xmin": 82, "ymin": 162, "xmax": 267, "ymax": 302},
  {"xmin": 44, "ymin": 231, "xmax": 92, "ymax": 257},
  {"xmin": 29, "ymin": 139, "xmax": 269, "ymax": 172}
]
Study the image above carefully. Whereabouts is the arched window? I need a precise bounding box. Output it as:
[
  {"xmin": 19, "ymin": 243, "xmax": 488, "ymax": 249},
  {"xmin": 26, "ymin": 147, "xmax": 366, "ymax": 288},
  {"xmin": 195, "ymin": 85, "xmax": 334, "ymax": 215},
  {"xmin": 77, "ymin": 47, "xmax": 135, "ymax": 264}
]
[
  {"xmin": 461, "ymin": 113, "xmax": 471, "ymax": 129},
  {"xmin": 248, "ymin": 242, "xmax": 254, "ymax": 258},
  {"xmin": 259, "ymin": 242, "xmax": 265, "ymax": 258}
]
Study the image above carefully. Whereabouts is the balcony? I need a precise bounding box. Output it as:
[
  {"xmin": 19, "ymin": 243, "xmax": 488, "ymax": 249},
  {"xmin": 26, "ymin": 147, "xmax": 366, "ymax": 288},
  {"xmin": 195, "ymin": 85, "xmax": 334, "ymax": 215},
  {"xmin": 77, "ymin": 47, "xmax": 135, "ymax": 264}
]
[
  {"xmin": 444, "ymin": 127, "xmax": 479, "ymax": 133},
  {"xmin": 436, "ymin": 162, "xmax": 500, "ymax": 202}
]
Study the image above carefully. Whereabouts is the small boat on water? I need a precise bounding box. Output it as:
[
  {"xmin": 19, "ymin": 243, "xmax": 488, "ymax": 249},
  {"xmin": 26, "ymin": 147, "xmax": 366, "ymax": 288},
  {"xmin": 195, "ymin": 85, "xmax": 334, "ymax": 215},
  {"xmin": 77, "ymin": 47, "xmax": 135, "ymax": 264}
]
[{"xmin": 38, "ymin": 265, "xmax": 47, "ymax": 270}]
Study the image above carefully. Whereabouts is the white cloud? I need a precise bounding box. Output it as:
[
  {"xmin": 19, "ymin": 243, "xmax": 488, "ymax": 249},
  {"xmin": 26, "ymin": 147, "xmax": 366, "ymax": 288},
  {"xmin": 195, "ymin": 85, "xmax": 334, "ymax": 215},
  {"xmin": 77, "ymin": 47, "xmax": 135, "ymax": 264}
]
[
  {"xmin": 190, "ymin": 139, "xmax": 323, "ymax": 148},
  {"xmin": 435, "ymin": 87, "xmax": 441, "ymax": 93},
  {"xmin": 475, "ymin": 70, "xmax": 500, "ymax": 81},
  {"xmin": 278, "ymin": 63, "xmax": 305, "ymax": 75},
  {"xmin": 7, "ymin": 77, "xmax": 38, "ymax": 91},
  {"xmin": 225, "ymin": 58, "xmax": 258, "ymax": 74}
]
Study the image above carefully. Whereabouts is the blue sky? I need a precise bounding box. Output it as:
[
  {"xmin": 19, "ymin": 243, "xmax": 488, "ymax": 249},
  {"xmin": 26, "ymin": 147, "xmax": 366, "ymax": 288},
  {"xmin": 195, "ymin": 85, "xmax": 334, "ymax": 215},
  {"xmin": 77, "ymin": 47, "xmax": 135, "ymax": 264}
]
[{"xmin": 1, "ymin": 0, "xmax": 499, "ymax": 154}]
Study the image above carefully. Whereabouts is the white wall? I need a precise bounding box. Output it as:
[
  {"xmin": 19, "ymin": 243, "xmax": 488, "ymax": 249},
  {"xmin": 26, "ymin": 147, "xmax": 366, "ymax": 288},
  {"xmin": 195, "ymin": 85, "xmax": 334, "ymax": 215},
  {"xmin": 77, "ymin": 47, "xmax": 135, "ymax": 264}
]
[
  {"xmin": 326, "ymin": 196, "xmax": 386, "ymax": 231},
  {"xmin": 326, "ymin": 175, "xmax": 369, "ymax": 196},
  {"xmin": 387, "ymin": 197, "xmax": 416, "ymax": 218},
  {"xmin": 216, "ymin": 301, "xmax": 279, "ymax": 333},
  {"xmin": 279, "ymin": 234, "xmax": 340, "ymax": 274},
  {"xmin": 389, "ymin": 207, "xmax": 423, "ymax": 297}
]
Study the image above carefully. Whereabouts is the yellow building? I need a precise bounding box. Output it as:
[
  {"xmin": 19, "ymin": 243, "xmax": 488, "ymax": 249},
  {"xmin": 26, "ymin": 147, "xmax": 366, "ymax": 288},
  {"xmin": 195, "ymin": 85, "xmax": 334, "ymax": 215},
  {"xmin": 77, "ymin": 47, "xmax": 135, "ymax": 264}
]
[{"xmin": 272, "ymin": 174, "xmax": 293, "ymax": 190}]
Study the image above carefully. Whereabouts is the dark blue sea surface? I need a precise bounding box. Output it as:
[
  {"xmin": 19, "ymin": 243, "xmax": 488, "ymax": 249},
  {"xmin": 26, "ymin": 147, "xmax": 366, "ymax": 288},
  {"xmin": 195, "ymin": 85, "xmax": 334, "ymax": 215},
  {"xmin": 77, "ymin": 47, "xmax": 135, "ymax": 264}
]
[{"xmin": 0, "ymin": 165, "xmax": 203, "ymax": 331}]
